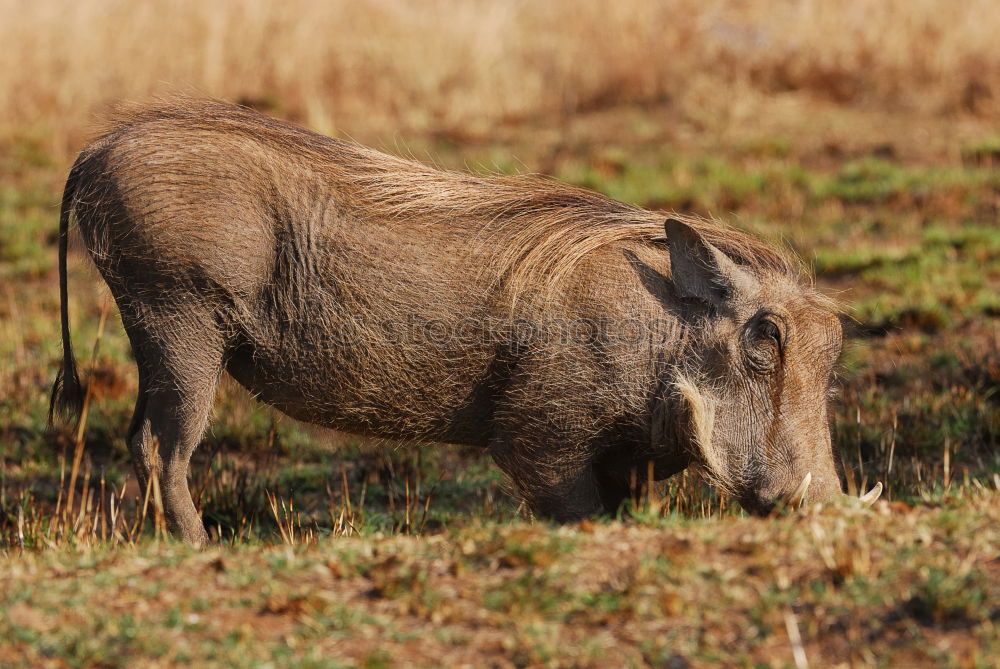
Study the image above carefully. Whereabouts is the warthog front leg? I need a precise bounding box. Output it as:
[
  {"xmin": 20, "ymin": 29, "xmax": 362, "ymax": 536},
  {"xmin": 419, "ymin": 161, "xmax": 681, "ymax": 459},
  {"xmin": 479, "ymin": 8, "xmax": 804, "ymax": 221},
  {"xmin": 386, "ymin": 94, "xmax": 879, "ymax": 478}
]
[{"xmin": 489, "ymin": 434, "xmax": 607, "ymax": 523}]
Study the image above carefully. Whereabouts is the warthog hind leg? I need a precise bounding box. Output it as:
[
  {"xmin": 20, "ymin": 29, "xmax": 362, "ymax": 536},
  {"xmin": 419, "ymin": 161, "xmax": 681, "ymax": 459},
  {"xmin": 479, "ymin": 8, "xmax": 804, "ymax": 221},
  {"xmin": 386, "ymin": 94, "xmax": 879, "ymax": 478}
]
[{"xmin": 123, "ymin": 309, "xmax": 224, "ymax": 546}]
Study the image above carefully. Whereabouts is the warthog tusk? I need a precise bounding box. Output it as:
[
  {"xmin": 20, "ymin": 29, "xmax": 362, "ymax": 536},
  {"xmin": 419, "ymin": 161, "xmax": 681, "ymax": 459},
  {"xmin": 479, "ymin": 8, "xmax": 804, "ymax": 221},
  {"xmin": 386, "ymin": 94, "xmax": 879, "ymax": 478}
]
[
  {"xmin": 787, "ymin": 472, "xmax": 812, "ymax": 508},
  {"xmin": 859, "ymin": 482, "xmax": 883, "ymax": 506}
]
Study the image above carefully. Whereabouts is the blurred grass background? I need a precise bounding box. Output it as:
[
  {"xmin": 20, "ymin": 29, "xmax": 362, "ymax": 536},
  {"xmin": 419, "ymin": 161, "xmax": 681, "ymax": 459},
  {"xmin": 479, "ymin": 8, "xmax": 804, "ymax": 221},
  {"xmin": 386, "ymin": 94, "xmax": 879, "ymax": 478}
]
[{"xmin": 1, "ymin": 0, "xmax": 998, "ymax": 150}]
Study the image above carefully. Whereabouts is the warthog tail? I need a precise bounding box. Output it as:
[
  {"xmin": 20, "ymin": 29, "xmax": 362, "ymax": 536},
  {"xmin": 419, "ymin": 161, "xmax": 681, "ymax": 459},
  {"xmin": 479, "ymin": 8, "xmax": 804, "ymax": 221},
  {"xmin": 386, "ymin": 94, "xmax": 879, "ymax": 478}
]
[{"xmin": 48, "ymin": 162, "xmax": 85, "ymax": 425}]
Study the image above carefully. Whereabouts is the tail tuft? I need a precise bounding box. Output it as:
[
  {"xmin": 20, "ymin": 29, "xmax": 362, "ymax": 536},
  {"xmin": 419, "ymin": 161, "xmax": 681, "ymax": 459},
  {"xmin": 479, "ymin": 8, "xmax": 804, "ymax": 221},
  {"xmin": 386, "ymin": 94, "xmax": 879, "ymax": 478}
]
[{"xmin": 49, "ymin": 364, "xmax": 85, "ymax": 426}]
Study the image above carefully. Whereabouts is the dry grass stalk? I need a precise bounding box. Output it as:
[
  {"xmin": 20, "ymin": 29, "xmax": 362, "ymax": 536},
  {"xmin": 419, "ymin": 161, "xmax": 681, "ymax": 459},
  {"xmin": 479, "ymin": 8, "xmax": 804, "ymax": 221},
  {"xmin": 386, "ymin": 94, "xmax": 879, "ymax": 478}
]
[{"xmin": 62, "ymin": 300, "xmax": 109, "ymax": 526}]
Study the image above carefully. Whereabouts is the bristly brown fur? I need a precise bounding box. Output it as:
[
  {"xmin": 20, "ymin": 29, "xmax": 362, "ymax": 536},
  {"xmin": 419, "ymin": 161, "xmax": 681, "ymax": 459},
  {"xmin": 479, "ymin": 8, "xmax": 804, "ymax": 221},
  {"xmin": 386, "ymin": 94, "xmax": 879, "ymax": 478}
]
[{"xmin": 100, "ymin": 97, "xmax": 795, "ymax": 305}]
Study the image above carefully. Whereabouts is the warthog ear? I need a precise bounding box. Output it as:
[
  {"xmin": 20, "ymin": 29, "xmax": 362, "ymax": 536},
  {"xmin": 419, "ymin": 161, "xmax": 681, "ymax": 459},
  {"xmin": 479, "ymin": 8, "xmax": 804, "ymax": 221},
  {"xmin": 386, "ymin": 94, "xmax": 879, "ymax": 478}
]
[{"xmin": 664, "ymin": 218, "xmax": 754, "ymax": 306}]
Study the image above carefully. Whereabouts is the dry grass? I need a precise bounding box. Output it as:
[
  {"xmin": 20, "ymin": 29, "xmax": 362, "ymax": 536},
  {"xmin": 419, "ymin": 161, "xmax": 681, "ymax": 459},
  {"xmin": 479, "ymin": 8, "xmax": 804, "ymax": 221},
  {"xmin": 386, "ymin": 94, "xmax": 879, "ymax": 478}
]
[
  {"xmin": 2, "ymin": 0, "xmax": 998, "ymax": 153},
  {"xmin": 2, "ymin": 493, "xmax": 998, "ymax": 667}
]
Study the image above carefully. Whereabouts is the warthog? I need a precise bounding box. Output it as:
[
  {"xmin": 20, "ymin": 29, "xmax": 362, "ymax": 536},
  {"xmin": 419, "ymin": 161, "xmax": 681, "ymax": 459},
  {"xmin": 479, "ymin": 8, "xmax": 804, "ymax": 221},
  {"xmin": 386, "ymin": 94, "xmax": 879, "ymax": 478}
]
[{"xmin": 51, "ymin": 99, "xmax": 880, "ymax": 544}]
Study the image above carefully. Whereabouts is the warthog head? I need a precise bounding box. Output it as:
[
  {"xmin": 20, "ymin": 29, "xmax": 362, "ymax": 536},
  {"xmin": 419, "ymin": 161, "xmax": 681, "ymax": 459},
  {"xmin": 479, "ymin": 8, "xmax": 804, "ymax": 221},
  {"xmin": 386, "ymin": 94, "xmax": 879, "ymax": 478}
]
[{"xmin": 664, "ymin": 219, "xmax": 881, "ymax": 514}]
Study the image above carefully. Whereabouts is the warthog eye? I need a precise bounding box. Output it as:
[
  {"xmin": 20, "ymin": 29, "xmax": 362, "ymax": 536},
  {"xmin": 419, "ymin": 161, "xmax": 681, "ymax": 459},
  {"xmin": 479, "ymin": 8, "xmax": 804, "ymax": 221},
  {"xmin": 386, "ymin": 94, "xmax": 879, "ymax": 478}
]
[
  {"xmin": 743, "ymin": 313, "xmax": 784, "ymax": 373},
  {"xmin": 757, "ymin": 318, "xmax": 781, "ymax": 347}
]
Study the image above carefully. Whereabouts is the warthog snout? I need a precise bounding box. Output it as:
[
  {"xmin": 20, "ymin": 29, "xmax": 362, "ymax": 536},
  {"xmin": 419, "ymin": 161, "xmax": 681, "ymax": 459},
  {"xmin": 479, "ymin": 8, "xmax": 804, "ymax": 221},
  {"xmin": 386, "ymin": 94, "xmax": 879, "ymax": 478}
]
[{"xmin": 740, "ymin": 472, "xmax": 884, "ymax": 516}]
